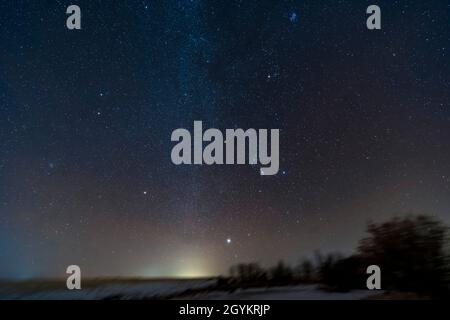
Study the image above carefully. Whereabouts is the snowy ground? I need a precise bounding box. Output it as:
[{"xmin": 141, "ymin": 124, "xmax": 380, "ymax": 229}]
[
  {"xmin": 0, "ymin": 279, "xmax": 381, "ymax": 300},
  {"xmin": 0, "ymin": 279, "xmax": 216, "ymax": 300},
  {"xmin": 183, "ymin": 285, "xmax": 378, "ymax": 300}
]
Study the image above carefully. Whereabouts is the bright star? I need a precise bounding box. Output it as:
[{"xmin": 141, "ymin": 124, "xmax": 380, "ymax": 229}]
[{"xmin": 226, "ymin": 238, "xmax": 232, "ymax": 244}]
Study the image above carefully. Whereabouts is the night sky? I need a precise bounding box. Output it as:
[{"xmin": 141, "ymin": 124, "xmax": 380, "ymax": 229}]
[{"xmin": 1, "ymin": 0, "xmax": 450, "ymax": 279}]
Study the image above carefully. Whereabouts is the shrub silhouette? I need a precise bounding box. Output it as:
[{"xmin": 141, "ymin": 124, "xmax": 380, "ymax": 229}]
[
  {"xmin": 296, "ymin": 259, "xmax": 315, "ymax": 283},
  {"xmin": 314, "ymin": 252, "xmax": 365, "ymax": 291},
  {"xmin": 321, "ymin": 255, "xmax": 365, "ymax": 291},
  {"xmin": 268, "ymin": 261, "xmax": 293, "ymax": 285},
  {"xmin": 229, "ymin": 263, "xmax": 267, "ymax": 287}
]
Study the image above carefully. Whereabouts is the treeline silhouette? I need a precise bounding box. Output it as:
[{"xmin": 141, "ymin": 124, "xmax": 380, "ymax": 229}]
[{"xmin": 223, "ymin": 215, "xmax": 449, "ymax": 298}]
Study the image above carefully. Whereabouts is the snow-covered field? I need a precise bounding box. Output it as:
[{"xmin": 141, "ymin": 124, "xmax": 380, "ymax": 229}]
[
  {"xmin": 183, "ymin": 285, "xmax": 378, "ymax": 300},
  {"xmin": 0, "ymin": 279, "xmax": 216, "ymax": 300},
  {"xmin": 0, "ymin": 280, "xmax": 379, "ymax": 300}
]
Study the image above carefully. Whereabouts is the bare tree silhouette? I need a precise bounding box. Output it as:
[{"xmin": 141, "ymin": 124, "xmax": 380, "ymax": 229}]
[{"xmin": 358, "ymin": 215, "xmax": 449, "ymax": 296}]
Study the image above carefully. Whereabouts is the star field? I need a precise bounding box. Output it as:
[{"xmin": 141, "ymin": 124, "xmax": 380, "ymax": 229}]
[{"xmin": 0, "ymin": 0, "xmax": 450, "ymax": 278}]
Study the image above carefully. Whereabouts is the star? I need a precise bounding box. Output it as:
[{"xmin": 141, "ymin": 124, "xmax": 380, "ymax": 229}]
[{"xmin": 289, "ymin": 11, "xmax": 299, "ymax": 23}]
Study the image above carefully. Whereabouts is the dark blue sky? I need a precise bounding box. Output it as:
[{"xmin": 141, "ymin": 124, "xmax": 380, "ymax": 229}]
[{"xmin": 0, "ymin": 0, "xmax": 450, "ymax": 278}]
